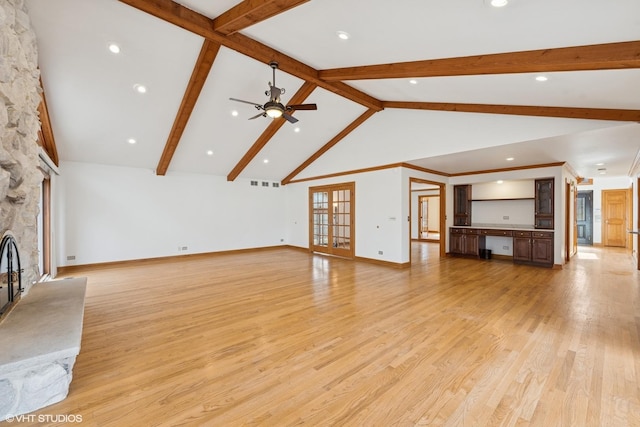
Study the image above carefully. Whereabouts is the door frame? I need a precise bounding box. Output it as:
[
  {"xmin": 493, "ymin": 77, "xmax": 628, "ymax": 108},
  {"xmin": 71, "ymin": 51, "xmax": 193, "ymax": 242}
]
[
  {"xmin": 418, "ymin": 194, "xmax": 440, "ymax": 241},
  {"xmin": 409, "ymin": 178, "xmax": 446, "ymax": 262},
  {"xmin": 308, "ymin": 182, "xmax": 355, "ymax": 258}
]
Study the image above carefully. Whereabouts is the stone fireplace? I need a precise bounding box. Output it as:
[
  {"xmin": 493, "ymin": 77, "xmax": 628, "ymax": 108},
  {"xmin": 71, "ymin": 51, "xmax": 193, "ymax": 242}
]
[{"xmin": 0, "ymin": 0, "xmax": 44, "ymax": 293}]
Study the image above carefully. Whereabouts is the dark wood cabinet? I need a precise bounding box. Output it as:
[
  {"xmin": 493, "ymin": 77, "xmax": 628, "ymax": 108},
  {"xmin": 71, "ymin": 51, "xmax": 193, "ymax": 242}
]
[
  {"xmin": 531, "ymin": 233, "xmax": 553, "ymax": 265},
  {"xmin": 513, "ymin": 230, "xmax": 553, "ymax": 267},
  {"xmin": 449, "ymin": 228, "xmax": 478, "ymax": 256},
  {"xmin": 453, "ymin": 185, "xmax": 472, "ymax": 226},
  {"xmin": 513, "ymin": 232, "xmax": 532, "ymax": 262},
  {"xmin": 450, "ymin": 230, "xmax": 464, "ymax": 254},
  {"xmin": 535, "ymin": 178, "xmax": 554, "ymax": 229}
]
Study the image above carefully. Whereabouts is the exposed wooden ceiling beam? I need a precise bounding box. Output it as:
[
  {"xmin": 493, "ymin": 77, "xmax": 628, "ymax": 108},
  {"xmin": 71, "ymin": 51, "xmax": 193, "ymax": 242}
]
[
  {"xmin": 118, "ymin": 0, "xmax": 382, "ymax": 111},
  {"xmin": 383, "ymin": 101, "xmax": 640, "ymax": 122},
  {"xmin": 213, "ymin": 0, "xmax": 309, "ymax": 35},
  {"xmin": 156, "ymin": 40, "xmax": 220, "ymax": 176},
  {"xmin": 227, "ymin": 82, "xmax": 317, "ymax": 181},
  {"xmin": 281, "ymin": 109, "xmax": 377, "ymax": 185},
  {"xmin": 320, "ymin": 41, "xmax": 640, "ymax": 81},
  {"xmin": 37, "ymin": 80, "xmax": 59, "ymax": 166}
]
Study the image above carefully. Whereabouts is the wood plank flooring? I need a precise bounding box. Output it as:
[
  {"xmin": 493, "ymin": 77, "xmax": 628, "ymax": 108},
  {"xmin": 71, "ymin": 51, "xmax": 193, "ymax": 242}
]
[{"xmin": 8, "ymin": 244, "xmax": 640, "ymax": 426}]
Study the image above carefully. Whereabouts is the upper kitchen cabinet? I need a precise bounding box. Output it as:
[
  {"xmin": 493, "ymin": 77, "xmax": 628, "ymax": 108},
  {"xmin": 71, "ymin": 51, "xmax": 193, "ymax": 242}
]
[{"xmin": 534, "ymin": 178, "xmax": 554, "ymax": 229}]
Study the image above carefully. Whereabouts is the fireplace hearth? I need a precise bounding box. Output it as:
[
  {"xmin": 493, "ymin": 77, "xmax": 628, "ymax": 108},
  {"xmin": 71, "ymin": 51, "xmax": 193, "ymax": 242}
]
[{"xmin": 0, "ymin": 232, "xmax": 23, "ymax": 319}]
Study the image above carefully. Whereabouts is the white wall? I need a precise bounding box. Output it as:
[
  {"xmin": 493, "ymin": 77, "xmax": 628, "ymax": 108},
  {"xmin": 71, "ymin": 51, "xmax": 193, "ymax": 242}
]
[
  {"xmin": 56, "ymin": 161, "xmax": 287, "ymax": 266},
  {"xmin": 57, "ymin": 161, "xmax": 632, "ymax": 270},
  {"xmin": 286, "ymin": 167, "xmax": 406, "ymax": 263}
]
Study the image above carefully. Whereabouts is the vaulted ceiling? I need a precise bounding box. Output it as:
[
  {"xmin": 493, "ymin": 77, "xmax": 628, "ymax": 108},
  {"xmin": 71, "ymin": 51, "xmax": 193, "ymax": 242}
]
[{"xmin": 27, "ymin": 0, "xmax": 640, "ymax": 183}]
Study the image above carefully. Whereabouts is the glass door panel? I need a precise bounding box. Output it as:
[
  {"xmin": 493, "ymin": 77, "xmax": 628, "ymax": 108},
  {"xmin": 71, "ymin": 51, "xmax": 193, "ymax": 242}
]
[{"xmin": 312, "ymin": 191, "xmax": 329, "ymax": 247}]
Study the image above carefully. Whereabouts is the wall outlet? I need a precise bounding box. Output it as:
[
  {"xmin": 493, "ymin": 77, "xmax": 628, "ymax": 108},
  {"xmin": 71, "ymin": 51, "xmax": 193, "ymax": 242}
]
[
  {"xmin": 503, "ymin": 215, "xmax": 509, "ymax": 220},
  {"xmin": 503, "ymin": 245, "xmax": 510, "ymax": 250},
  {"xmin": 280, "ymin": 238, "xmax": 284, "ymax": 242},
  {"xmin": 378, "ymin": 250, "xmax": 383, "ymax": 255},
  {"xmin": 181, "ymin": 246, "xmax": 188, "ymax": 251},
  {"xmin": 66, "ymin": 255, "xmax": 75, "ymax": 261}
]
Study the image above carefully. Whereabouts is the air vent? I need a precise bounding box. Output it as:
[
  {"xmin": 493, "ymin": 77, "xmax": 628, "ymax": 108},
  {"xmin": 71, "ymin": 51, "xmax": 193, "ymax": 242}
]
[
  {"xmin": 250, "ymin": 180, "xmax": 258, "ymax": 186},
  {"xmin": 272, "ymin": 182, "xmax": 280, "ymax": 188},
  {"xmin": 262, "ymin": 181, "xmax": 269, "ymax": 187}
]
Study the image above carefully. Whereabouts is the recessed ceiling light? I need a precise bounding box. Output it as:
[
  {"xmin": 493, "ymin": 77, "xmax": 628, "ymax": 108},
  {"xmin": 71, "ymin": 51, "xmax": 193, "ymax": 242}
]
[
  {"xmin": 133, "ymin": 84, "xmax": 147, "ymax": 94},
  {"xmin": 489, "ymin": 0, "xmax": 509, "ymax": 7},
  {"xmin": 108, "ymin": 43, "xmax": 120, "ymax": 54},
  {"xmin": 595, "ymin": 162, "xmax": 605, "ymax": 166},
  {"xmin": 263, "ymin": 159, "xmax": 269, "ymax": 164},
  {"xmin": 231, "ymin": 110, "xmax": 238, "ymax": 117},
  {"xmin": 497, "ymin": 180, "xmax": 504, "ymax": 184},
  {"xmin": 336, "ymin": 31, "xmax": 350, "ymax": 40},
  {"xmin": 506, "ymin": 157, "xmax": 514, "ymax": 161},
  {"xmin": 127, "ymin": 138, "xmax": 136, "ymax": 144},
  {"xmin": 206, "ymin": 150, "xmax": 213, "ymax": 156},
  {"xmin": 409, "ymin": 79, "xmax": 418, "ymax": 85},
  {"xmin": 294, "ymin": 127, "xmax": 301, "ymax": 133},
  {"xmin": 535, "ymin": 75, "xmax": 548, "ymax": 82}
]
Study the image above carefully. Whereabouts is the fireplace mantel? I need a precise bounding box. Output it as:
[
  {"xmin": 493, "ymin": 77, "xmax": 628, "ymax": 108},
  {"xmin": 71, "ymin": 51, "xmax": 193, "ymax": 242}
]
[{"xmin": 0, "ymin": 277, "xmax": 87, "ymax": 421}]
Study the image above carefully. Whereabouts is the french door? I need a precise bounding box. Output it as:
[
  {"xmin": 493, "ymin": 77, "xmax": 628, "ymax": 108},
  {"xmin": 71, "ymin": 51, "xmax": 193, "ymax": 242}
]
[{"xmin": 309, "ymin": 182, "xmax": 354, "ymax": 258}]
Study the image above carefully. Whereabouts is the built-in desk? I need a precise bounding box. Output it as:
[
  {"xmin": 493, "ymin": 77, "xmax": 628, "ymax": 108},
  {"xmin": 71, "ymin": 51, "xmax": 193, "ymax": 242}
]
[{"xmin": 450, "ymin": 226, "xmax": 553, "ymax": 267}]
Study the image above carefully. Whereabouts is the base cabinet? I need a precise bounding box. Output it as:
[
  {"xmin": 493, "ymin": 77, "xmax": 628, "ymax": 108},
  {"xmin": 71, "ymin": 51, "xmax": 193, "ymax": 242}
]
[
  {"xmin": 513, "ymin": 231, "xmax": 553, "ymax": 267},
  {"xmin": 513, "ymin": 236, "xmax": 532, "ymax": 262},
  {"xmin": 450, "ymin": 228, "xmax": 479, "ymax": 257},
  {"xmin": 451, "ymin": 227, "xmax": 553, "ymax": 267}
]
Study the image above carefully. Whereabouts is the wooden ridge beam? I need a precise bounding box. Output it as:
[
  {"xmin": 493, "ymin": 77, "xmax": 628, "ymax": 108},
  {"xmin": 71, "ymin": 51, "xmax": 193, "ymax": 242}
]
[
  {"xmin": 118, "ymin": 0, "xmax": 382, "ymax": 111},
  {"xmin": 156, "ymin": 40, "xmax": 220, "ymax": 175},
  {"xmin": 320, "ymin": 41, "xmax": 640, "ymax": 81},
  {"xmin": 383, "ymin": 101, "xmax": 640, "ymax": 122},
  {"xmin": 281, "ymin": 108, "xmax": 377, "ymax": 185},
  {"xmin": 227, "ymin": 81, "xmax": 317, "ymax": 181},
  {"xmin": 213, "ymin": 0, "xmax": 310, "ymax": 35}
]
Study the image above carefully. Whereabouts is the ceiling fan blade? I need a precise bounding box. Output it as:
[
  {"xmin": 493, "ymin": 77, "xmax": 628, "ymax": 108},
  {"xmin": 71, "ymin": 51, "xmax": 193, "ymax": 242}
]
[
  {"xmin": 286, "ymin": 103, "xmax": 317, "ymax": 111},
  {"xmin": 230, "ymin": 97, "xmax": 263, "ymax": 108},
  {"xmin": 248, "ymin": 112, "xmax": 266, "ymax": 120},
  {"xmin": 283, "ymin": 112, "xmax": 299, "ymax": 124}
]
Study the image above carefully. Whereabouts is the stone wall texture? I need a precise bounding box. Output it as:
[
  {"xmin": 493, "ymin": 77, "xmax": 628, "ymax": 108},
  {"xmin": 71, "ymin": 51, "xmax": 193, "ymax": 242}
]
[{"xmin": 0, "ymin": 0, "xmax": 42, "ymax": 290}]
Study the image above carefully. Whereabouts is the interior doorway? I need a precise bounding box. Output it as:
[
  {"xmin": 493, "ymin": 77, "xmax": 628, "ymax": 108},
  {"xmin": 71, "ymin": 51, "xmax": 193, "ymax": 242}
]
[
  {"xmin": 577, "ymin": 190, "xmax": 593, "ymax": 245},
  {"xmin": 418, "ymin": 195, "xmax": 440, "ymax": 241},
  {"xmin": 409, "ymin": 178, "xmax": 445, "ymax": 262}
]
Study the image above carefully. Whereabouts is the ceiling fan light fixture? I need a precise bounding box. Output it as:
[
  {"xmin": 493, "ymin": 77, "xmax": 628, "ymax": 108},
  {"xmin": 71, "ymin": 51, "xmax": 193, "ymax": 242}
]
[
  {"xmin": 489, "ymin": 0, "xmax": 509, "ymax": 7},
  {"xmin": 264, "ymin": 101, "xmax": 284, "ymax": 118},
  {"xmin": 266, "ymin": 108, "xmax": 283, "ymax": 118}
]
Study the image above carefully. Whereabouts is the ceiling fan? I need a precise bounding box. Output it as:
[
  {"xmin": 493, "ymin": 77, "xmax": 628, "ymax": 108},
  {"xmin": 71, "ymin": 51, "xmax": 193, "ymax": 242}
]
[{"xmin": 230, "ymin": 61, "xmax": 317, "ymax": 124}]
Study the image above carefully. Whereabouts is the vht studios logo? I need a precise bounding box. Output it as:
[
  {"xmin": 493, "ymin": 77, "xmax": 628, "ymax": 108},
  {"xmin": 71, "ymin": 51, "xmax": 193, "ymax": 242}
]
[{"xmin": 6, "ymin": 414, "xmax": 83, "ymax": 423}]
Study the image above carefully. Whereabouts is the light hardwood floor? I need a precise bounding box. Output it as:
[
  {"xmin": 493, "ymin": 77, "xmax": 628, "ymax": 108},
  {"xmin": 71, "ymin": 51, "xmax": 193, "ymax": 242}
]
[{"xmin": 9, "ymin": 244, "xmax": 640, "ymax": 426}]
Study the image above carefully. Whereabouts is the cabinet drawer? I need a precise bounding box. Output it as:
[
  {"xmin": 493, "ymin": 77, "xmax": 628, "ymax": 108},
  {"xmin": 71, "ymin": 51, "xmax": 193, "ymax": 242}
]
[
  {"xmin": 480, "ymin": 229, "xmax": 513, "ymax": 236},
  {"xmin": 532, "ymin": 231, "xmax": 553, "ymax": 239},
  {"xmin": 450, "ymin": 228, "xmax": 465, "ymax": 234},
  {"xmin": 514, "ymin": 231, "xmax": 532, "ymax": 237}
]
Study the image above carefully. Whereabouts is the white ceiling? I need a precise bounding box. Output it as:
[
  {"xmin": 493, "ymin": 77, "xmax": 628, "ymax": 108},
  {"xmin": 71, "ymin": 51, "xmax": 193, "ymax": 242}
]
[{"xmin": 26, "ymin": 0, "xmax": 640, "ymax": 182}]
